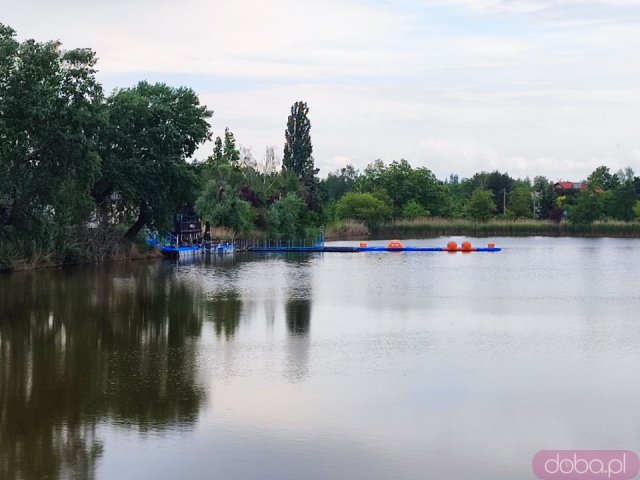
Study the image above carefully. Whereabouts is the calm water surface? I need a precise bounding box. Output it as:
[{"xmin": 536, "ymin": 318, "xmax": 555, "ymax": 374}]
[{"xmin": 1, "ymin": 237, "xmax": 640, "ymax": 479}]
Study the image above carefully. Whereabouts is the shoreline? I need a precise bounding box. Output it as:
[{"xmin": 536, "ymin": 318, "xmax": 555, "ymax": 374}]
[
  {"xmin": 0, "ymin": 248, "xmax": 161, "ymax": 274},
  {"xmin": 326, "ymin": 232, "xmax": 640, "ymax": 242},
  {"xmin": 371, "ymin": 219, "xmax": 640, "ymax": 240},
  {"xmin": 4, "ymin": 225, "xmax": 640, "ymax": 273}
]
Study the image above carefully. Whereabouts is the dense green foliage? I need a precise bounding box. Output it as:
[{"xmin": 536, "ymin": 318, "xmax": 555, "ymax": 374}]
[
  {"xmin": 266, "ymin": 193, "xmax": 307, "ymax": 240},
  {"xmin": 335, "ymin": 192, "xmax": 392, "ymax": 229},
  {"xmin": 3, "ymin": 25, "xmax": 640, "ymax": 270},
  {"xmin": 402, "ymin": 200, "xmax": 429, "ymax": 220},
  {"xmin": 95, "ymin": 82, "xmax": 212, "ymax": 240},
  {"xmin": 532, "ymin": 176, "xmax": 556, "ymax": 219},
  {"xmin": 323, "ymin": 165, "xmax": 357, "ymax": 202},
  {"xmin": 283, "ymin": 101, "xmax": 318, "ymax": 209},
  {"xmin": 464, "ymin": 189, "xmax": 497, "ymax": 222},
  {"xmin": 507, "ymin": 183, "xmax": 533, "ymax": 219},
  {"xmin": 570, "ymin": 189, "xmax": 604, "ymax": 225},
  {"xmin": 354, "ymin": 159, "xmax": 450, "ymax": 217},
  {"xmin": 1, "ymin": 24, "xmax": 103, "ymax": 265},
  {"xmin": 196, "ymin": 180, "xmax": 255, "ymax": 235}
]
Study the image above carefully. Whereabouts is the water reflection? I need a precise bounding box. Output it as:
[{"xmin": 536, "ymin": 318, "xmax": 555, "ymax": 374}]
[
  {"xmin": 206, "ymin": 293, "xmax": 243, "ymax": 339},
  {"xmin": 5, "ymin": 239, "xmax": 640, "ymax": 479},
  {"xmin": 284, "ymin": 262, "xmax": 313, "ymax": 382},
  {"xmin": 0, "ymin": 263, "xmax": 206, "ymax": 480},
  {"xmin": 286, "ymin": 299, "xmax": 311, "ymax": 336}
]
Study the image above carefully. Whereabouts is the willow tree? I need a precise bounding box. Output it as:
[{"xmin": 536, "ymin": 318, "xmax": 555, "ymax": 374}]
[{"xmin": 282, "ymin": 101, "xmax": 319, "ymax": 208}]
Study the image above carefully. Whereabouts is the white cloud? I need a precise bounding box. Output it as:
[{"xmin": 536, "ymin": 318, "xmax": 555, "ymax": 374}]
[
  {"xmin": 201, "ymin": 77, "xmax": 640, "ymax": 180},
  {"xmin": 5, "ymin": 0, "xmax": 412, "ymax": 79},
  {"xmin": 320, "ymin": 155, "xmax": 358, "ymax": 174},
  {"xmin": 4, "ymin": 0, "xmax": 640, "ymax": 180},
  {"xmin": 422, "ymin": 0, "xmax": 640, "ymax": 26}
]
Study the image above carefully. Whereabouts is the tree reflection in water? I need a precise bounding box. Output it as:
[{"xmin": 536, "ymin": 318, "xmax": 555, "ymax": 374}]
[
  {"xmin": 286, "ymin": 298, "xmax": 311, "ymax": 336},
  {"xmin": 284, "ymin": 261, "xmax": 312, "ymax": 382},
  {"xmin": 207, "ymin": 293, "xmax": 243, "ymax": 339},
  {"xmin": 0, "ymin": 263, "xmax": 206, "ymax": 480}
]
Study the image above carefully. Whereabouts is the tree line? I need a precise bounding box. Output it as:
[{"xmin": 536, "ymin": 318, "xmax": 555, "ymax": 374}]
[
  {"xmin": 325, "ymin": 164, "xmax": 640, "ymax": 228},
  {"xmin": 2, "ymin": 24, "xmax": 640, "ymax": 268},
  {"xmin": 0, "ymin": 25, "xmax": 317, "ymax": 267}
]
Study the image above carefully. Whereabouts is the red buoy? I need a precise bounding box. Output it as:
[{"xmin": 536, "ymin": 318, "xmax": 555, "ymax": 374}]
[{"xmin": 387, "ymin": 240, "xmax": 405, "ymax": 249}]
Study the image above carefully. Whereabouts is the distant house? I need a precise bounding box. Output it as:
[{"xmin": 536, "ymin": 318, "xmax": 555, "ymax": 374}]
[
  {"xmin": 554, "ymin": 181, "xmax": 587, "ymax": 192},
  {"xmin": 554, "ymin": 182, "xmax": 603, "ymax": 194}
]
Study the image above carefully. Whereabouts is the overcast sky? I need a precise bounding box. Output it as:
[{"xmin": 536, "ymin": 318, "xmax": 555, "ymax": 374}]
[{"xmin": 4, "ymin": 0, "xmax": 640, "ymax": 180}]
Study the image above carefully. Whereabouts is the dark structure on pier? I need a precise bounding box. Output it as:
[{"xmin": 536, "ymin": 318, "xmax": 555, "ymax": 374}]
[{"xmin": 168, "ymin": 208, "xmax": 201, "ymax": 246}]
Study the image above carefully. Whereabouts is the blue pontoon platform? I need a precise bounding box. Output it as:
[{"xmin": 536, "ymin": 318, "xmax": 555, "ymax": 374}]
[
  {"xmin": 248, "ymin": 243, "xmax": 501, "ymax": 253},
  {"xmin": 161, "ymin": 245, "xmax": 201, "ymax": 257}
]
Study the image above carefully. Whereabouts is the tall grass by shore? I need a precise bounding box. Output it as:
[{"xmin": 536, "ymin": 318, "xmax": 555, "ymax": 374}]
[
  {"xmin": 0, "ymin": 227, "xmax": 159, "ymax": 272},
  {"xmin": 325, "ymin": 220, "xmax": 370, "ymax": 240},
  {"xmin": 375, "ymin": 218, "xmax": 640, "ymax": 238}
]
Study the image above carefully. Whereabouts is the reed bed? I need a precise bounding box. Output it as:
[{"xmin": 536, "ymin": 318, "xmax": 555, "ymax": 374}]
[
  {"xmin": 210, "ymin": 226, "xmax": 238, "ymax": 241},
  {"xmin": 325, "ymin": 220, "xmax": 370, "ymax": 240},
  {"xmin": 375, "ymin": 218, "xmax": 640, "ymax": 238}
]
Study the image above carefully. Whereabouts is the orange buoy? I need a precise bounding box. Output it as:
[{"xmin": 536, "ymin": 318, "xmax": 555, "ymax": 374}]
[
  {"xmin": 461, "ymin": 241, "xmax": 472, "ymax": 251},
  {"xmin": 387, "ymin": 240, "xmax": 405, "ymax": 249},
  {"xmin": 446, "ymin": 241, "xmax": 457, "ymax": 251},
  {"xmin": 360, "ymin": 242, "xmax": 368, "ymax": 248}
]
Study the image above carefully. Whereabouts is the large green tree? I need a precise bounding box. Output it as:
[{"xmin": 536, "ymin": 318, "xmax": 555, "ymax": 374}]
[
  {"xmin": 94, "ymin": 82, "xmax": 212, "ymax": 240},
  {"xmin": 464, "ymin": 189, "xmax": 497, "ymax": 222},
  {"xmin": 507, "ymin": 182, "xmax": 533, "ymax": 219},
  {"xmin": 570, "ymin": 189, "xmax": 604, "ymax": 224},
  {"xmin": 208, "ymin": 127, "xmax": 240, "ymax": 167},
  {"xmin": 587, "ymin": 166, "xmax": 619, "ymax": 191},
  {"xmin": 196, "ymin": 180, "xmax": 254, "ymax": 235},
  {"xmin": 266, "ymin": 192, "xmax": 307, "ymax": 240},
  {"xmin": 355, "ymin": 159, "xmax": 450, "ymax": 217},
  {"xmin": 322, "ymin": 164, "xmax": 358, "ymax": 201},
  {"xmin": 0, "ymin": 24, "xmax": 103, "ymax": 254},
  {"xmin": 402, "ymin": 200, "xmax": 429, "ymax": 219},
  {"xmin": 607, "ymin": 169, "xmax": 636, "ymax": 221},
  {"xmin": 464, "ymin": 171, "xmax": 513, "ymax": 214},
  {"xmin": 532, "ymin": 176, "xmax": 556, "ymax": 219},
  {"xmin": 282, "ymin": 101, "xmax": 318, "ymax": 208},
  {"xmin": 196, "ymin": 148, "xmax": 254, "ymax": 236},
  {"xmin": 335, "ymin": 192, "xmax": 392, "ymax": 229}
]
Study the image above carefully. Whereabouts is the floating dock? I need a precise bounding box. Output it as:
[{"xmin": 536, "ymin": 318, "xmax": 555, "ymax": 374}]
[
  {"xmin": 249, "ymin": 246, "xmax": 360, "ymax": 253},
  {"xmin": 362, "ymin": 246, "xmax": 500, "ymax": 252},
  {"xmin": 162, "ymin": 240, "xmax": 501, "ymax": 257},
  {"xmin": 249, "ymin": 241, "xmax": 500, "ymax": 253},
  {"xmin": 161, "ymin": 243, "xmax": 237, "ymax": 257},
  {"xmin": 161, "ymin": 245, "xmax": 200, "ymax": 257}
]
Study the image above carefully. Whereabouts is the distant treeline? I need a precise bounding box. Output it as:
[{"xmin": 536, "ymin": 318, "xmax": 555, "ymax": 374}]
[
  {"xmin": 375, "ymin": 218, "xmax": 640, "ymax": 239},
  {"xmin": 324, "ymin": 163, "xmax": 640, "ymax": 232},
  {"xmin": 2, "ymin": 24, "xmax": 640, "ymax": 270}
]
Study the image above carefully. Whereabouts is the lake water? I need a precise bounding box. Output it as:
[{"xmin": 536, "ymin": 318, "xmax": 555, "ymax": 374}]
[{"xmin": 1, "ymin": 237, "xmax": 640, "ymax": 479}]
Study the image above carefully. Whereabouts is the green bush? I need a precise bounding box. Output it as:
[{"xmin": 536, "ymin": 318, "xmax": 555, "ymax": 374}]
[
  {"xmin": 335, "ymin": 192, "xmax": 392, "ymax": 229},
  {"xmin": 402, "ymin": 200, "xmax": 429, "ymax": 220},
  {"xmin": 266, "ymin": 193, "xmax": 307, "ymax": 240},
  {"xmin": 463, "ymin": 189, "xmax": 497, "ymax": 222}
]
